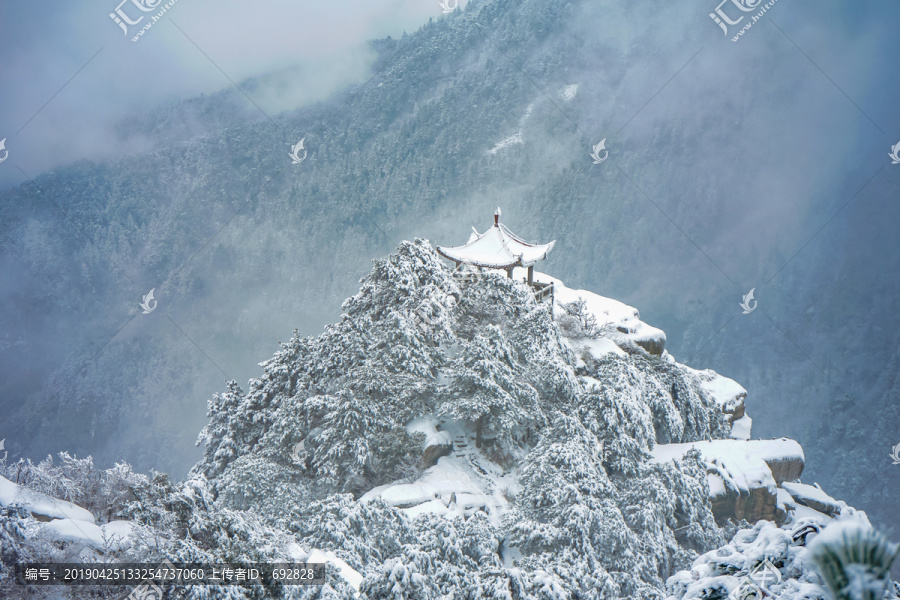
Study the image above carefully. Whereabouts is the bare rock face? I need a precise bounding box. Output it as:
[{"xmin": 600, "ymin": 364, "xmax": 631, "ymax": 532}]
[
  {"xmin": 423, "ymin": 431, "xmax": 453, "ymax": 467},
  {"xmin": 654, "ymin": 439, "xmax": 805, "ymax": 527},
  {"xmin": 709, "ymin": 480, "xmax": 783, "ymax": 526},
  {"xmin": 765, "ymin": 455, "xmax": 804, "ymax": 486},
  {"xmin": 634, "ymin": 334, "xmax": 666, "ymax": 356},
  {"xmin": 749, "ymin": 438, "xmax": 805, "ymax": 485}
]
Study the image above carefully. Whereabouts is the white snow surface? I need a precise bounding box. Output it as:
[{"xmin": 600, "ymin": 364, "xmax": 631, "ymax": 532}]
[
  {"xmin": 729, "ymin": 414, "xmax": 752, "ymax": 440},
  {"xmin": 309, "ymin": 549, "xmax": 363, "ymax": 595},
  {"xmin": 38, "ymin": 519, "xmax": 133, "ymax": 551},
  {"xmin": 364, "ymin": 419, "xmax": 515, "ymax": 524},
  {"xmin": 792, "ymin": 503, "xmax": 835, "ymax": 525},
  {"xmin": 666, "ymin": 511, "xmax": 877, "ymax": 600},
  {"xmin": 516, "ymin": 268, "xmax": 667, "ymax": 354},
  {"xmin": 0, "ymin": 474, "xmax": 95, "ymax": 523},
  {"xmin": 690, "ymin": 368, "xmax": 747, "ymax": 413},
  {"xmin": 782, "ymin": 481, "xmax": 842, "ymax": 512},
  {"xmin": 576, "ymin": 337, "xmax": 627, "ymax": 361},
  {"xmin": 407, "ymin": 415, "xmax": 451, "ymax": 448},
  {"xmin": 651, "ymin": 439, "xmax": 803, "ymax": 495},
  {"xmin": 489, "ymin": 103, "xmax": 534, "ymax": 155},
  {"xmin": 286, "ymin": 544, "xmax": 363, "ymax": 596},
  {"xmin": 489, "ymin": 132, "xmax": 523, "ymax": 155}
]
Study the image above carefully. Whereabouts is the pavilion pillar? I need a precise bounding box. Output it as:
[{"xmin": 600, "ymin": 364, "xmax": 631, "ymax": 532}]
[{"xmin": 527, "ymin": 265, "xmax": 533, "ymax": 286}]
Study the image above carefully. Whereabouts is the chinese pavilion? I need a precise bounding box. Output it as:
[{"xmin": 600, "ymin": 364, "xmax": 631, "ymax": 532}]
[{"xmin": 436, "ymin": 208, "xmax": 555, "ymax": 291}]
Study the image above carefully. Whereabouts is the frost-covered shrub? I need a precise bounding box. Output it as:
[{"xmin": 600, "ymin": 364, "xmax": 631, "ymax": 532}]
[
  {"xmin": 809, "ymin": 521, "xmax": 899, "ymax": 600},
  {"xmin": 1, "ymin": 453, "xmax": 150, "ymax": 522}
]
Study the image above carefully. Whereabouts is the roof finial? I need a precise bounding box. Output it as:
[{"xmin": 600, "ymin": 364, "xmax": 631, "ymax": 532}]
[{"xmin": 494, "ymin": 206, "xmax": 501, "ymax": 227}]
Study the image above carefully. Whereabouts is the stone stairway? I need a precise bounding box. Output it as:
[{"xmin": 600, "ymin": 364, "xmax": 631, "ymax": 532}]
[{"xmin": 450, "ymin": 433, "xmax": 501, "ymax": 481}]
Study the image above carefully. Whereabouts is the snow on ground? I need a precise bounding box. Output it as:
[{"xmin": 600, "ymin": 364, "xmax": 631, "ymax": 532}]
[
  {"xmin": 407, "ymin": 415, "xmax": 441, "ymax": 446},
  {"xmin": 685, "ymin": 367, "xmax": 753, "ymax": 440},
  {"xmin": 575, "ymin": 337, "xmax": 627, "ymax": 363},
  {"xmin": 286, "ymin": 544, "xmax": 364, "ymax": 596},
  {"xmin": 666, "ymin": 512, "xmax": 876, "ymax": 600},
  {"xmin": 364, "ymin": 419, "xmax": 517, "ymax": 524},
  {"xmin": 791, "ymin": 503, "xmax": 835, "ymax": 525},
  {"xmin": 781, "ymin": 481, "xmax": 844, "ymax": 517},
  {"xmin": 651, "ymin": 439, "xmax": 803, "ymax": 495},
  {"xmin": 651, "ymin": 439, "xmax": 803, "ymax": 469},
  {"xmin": 407, "ymin": 415, "xmax": 454, "ymax": 449},
  {"xmin": 730, "ymin": 415, "xmax": 752, "ymax": 440},
  {"xmin": 0, "ymin": 474, "xmax": 95, "ymax": 523},
  {"xmin": 38, "ymin": 519, "xmax": 133, "ymax": 551},
  {"xmin": 308, "ymin": 549, "xmax": 364, "ymax": 595},
  {"xmin": 515, "ymin": 268, "xmax": 667, "ymax": 355},
  {"xmin": 689, "ymin": 368, "xmax": 747, "ymax": 414},
  {"xmin": 488, "ymin": 103, "xmax": 534, "ymax": 155},
  {"xmin": 781, "ymin": 482, "xmax": 837, "ymax": 507},
  {"xmin": 362, "ymin": 455, "xmax": 509, "ymax": 522},
  {"xmin": 489, "ymin": 132, "xmax": 523, "ymax": 155}
]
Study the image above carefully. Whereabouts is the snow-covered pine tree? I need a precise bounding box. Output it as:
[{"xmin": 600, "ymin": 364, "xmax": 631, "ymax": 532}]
[{"xmin": 438, "ymin": 323, "xmax": 542, "ymax": 455}]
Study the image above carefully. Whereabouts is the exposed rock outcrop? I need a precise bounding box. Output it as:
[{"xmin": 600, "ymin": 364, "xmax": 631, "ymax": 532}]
[
  {"xmin": 782, "ymin": 482, "xmax": 842, "ymax": 517},
  {"xmin": 653, "ymin": 439, "xmax": 805, "ymax": 525},
  {"xmin": 422, "ymin": 431, "xmax": 453, "ymax": 467}
]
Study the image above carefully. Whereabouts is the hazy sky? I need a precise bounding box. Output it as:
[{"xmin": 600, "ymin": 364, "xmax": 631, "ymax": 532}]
[{"xmin": 0, "ymin": 0, "xmax": 467, "ymax": 189}]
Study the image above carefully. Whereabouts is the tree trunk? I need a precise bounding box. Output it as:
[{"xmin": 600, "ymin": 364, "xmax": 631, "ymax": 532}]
[{"xmin": 475, "ymin": 414, "xmax": 485, "ymax": 449}]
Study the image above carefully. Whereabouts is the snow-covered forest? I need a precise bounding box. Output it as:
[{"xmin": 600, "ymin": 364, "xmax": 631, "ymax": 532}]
[
  {"xmin": 1, "ymin": 0, "xmax": 899, "ymax": 597},
  {"xmin": 1, "ymin": 240, "xmax": 897, "ymax": 598},
  {"xmin": 1, "ymin": 0, "xmax": 897, "ymax": 535}
]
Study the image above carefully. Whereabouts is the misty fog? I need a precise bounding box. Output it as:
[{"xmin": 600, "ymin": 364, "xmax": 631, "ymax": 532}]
[{"xmin": 1, "ymin": 0, "xmax": 898, "ymax": 541}]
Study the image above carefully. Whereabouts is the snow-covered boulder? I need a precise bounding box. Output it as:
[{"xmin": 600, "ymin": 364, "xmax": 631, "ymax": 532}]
[
  {"xmin": 423, "ymin": 431, "xmax": 453, "ymax": 467},
  {"xmin": 519, "ymin": 268, "xmax": 668, "ymax": 356},
  {"xmin": 782, "ymin": 482, "xmax": 843, "ymax": 518},
  {"xmin": 408, "ymin": 417, "xmax": 456, "ymax": 467},
  {"xmin": 692, "ymin": 368, "xmax": 746, "ymax": 418},
  {"xmin": 652, "ymin": 439, "xmax": 805, "ymax": 524}
]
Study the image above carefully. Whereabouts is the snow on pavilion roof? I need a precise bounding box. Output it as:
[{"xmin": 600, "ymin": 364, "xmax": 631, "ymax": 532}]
[{"xmin": 436, "ymin": 215, "xmax": 555, "ymax": 269}]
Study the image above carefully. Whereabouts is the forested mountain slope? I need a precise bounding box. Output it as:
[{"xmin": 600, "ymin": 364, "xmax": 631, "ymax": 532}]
[{"xmin": 0, "ymin": 0, "xmax": 896, "ymax": 540}]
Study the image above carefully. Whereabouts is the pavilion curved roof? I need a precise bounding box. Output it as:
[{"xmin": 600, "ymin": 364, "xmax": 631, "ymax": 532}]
[{"xmin": 436, "ymin": 211, "xmax": 555, "ymax": 269}]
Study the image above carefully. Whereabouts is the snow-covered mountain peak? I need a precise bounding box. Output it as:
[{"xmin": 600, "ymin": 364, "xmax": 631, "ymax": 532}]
[{"xmin": 2, "ymin": 239, "xmax": 893, "ymax": 599}]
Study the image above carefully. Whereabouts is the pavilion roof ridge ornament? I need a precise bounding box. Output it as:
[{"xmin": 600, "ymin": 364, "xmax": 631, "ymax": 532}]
[{"xmin": 435, "ymin": 207, "xmax": 556, "ymax": 271}]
